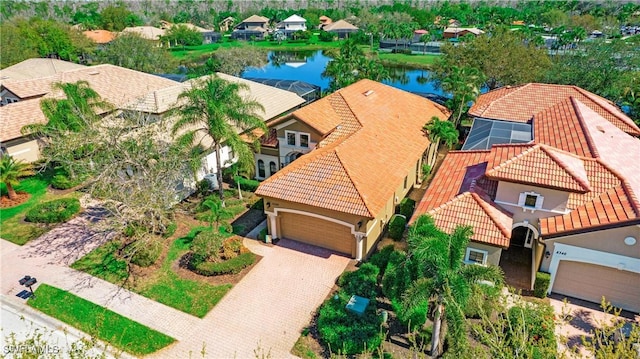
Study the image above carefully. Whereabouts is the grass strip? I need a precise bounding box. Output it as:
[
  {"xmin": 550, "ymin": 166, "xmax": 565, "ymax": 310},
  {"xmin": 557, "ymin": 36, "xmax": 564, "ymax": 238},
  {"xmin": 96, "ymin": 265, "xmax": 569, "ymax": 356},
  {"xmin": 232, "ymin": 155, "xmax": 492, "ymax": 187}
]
[{"xmin": 28, "ymin": 284, "xmax": 175, "ymax": 355}]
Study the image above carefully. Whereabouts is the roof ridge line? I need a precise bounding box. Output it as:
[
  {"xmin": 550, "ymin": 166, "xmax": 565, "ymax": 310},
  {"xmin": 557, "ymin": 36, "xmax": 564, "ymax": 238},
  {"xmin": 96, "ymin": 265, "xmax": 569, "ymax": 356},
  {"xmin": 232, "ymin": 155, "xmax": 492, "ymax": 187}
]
[
  {"xmin": 572, "ymin": 86, "xmax": 639, "ymax": 131},
  {"xmin": 595, "ymin": 158, "xmax": 640, "ymax": 215},
  {"xmin": 570, "ymin": 97, "xmax": 601, "ymax": 158},
  {"xmin": 469, "ymin": 190, "xmax": 512, "ymax": 241},
  {"xmin": 481, "ymin": 83, "xmax": 530, "ymax": 117},
  {"xmin": 540, "ymin": 145, "xmax": 592, "ymax": 192},
  {"xmin": 430, "ymin": 191, "xmax": 473, "ymax": 214},
  {"xmin": 486, "ymin": 144, "xmax": 538, "ymax": 175}
]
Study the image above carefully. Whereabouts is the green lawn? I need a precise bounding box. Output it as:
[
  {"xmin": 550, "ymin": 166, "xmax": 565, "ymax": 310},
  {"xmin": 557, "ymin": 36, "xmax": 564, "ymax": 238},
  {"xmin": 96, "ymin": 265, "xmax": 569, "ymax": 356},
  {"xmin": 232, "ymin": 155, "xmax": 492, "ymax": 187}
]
[
  {"xmin": 71, "ymin": 226, "xmax": 232, "ymax": 318},
  {"xmin": 28, "ymin": 284, "xmax": 175, "ymax": 355},
  {"xmin": 0, "ymin": 173, "xmax": 63, "ymax": 245},
  {"xmin": 378, "ymin": 52, "xmax": 439, "ymax": 68}
]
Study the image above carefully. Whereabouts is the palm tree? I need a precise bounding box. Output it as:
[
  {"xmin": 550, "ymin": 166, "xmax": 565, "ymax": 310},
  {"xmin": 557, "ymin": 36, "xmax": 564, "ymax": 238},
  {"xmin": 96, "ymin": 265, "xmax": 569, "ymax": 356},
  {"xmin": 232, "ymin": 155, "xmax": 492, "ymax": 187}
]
[
  {"xmin": 403, "ymin": 215, "xmax": 503, "ymax": 357},
  {"xmin": 0, "ymin": 155, "xmax": 33, "ymax": 200},
  {"xmin": 199, "ymin": 196, "xmax": 233, "ymax": 231},
  {"xmin": 172, "ymin": 75, "xmax": 266, "ymax": 199},
  {"xmin": 423, "ymin": 116, "xmax": 459, "ymax": 150},
  {"xmin": 322, "ymin": 40, "xmax": 389, "ymax": 92},
  {"xmin": 440, "ymin": 65, "xmax": 486, "ymax": 129}
]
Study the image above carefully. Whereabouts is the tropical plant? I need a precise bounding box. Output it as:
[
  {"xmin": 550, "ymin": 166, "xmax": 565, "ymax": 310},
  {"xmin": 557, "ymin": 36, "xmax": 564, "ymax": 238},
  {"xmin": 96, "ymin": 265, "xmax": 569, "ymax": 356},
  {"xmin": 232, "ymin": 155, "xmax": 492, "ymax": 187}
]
[
  {"xmin": 0, "ymin": 155, "xmax": 33, "ymax": 200},
  {"xmin": 423, "ymin": 117, "xmax": 459, "ymax": 149},
  {"xmin": 172, "ymin": 75, "xmax": 266, "ymax": 199},
  {"xmin": 403, "ymin": 215, "xmax": 504, "ymax": 357},
  {"xmin": 322, "ymin": 40, "xmax": 389, "ymax": 92},
  {"xmin": 439, "ymin": 66, "xmax": 486, "ymax": 129},
  {"xmin": 198, "ymin": 196, "xmax": 233, "ymax": 231}
]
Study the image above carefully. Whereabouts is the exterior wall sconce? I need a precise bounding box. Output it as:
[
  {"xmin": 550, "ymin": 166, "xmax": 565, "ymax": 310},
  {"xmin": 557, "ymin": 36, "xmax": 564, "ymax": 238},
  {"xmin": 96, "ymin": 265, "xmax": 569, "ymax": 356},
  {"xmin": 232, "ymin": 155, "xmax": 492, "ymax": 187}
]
[
  {"xmin": 266, "ymin": 202, "xmax": 271, "ymax": 208},
  {"xmin": 356, "ymin": 220, "xmax": 363, "ymax": 230},
  {"xmin": 544, "ymin": 250, "xmax": 551, "ymax": 259}
]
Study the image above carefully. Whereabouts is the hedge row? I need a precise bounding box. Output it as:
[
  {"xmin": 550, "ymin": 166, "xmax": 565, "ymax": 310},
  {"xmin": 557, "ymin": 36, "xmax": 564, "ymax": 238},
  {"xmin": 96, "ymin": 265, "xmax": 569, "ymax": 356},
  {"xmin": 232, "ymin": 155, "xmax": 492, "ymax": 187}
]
[
  {"xmin": 534, "ymin": 272, "xmax": 551, "ymax": 298},
  {"xmin": 398, "ymin": 198, "xmax": 416, "ymax": 219},
  {"xmin": 25, "ymin": 198, "xmax": 81, "ymax": 223},
  {"xmin": 233, "ymin": 176, "xmax": 260, "ymax": 192},
  {"xmin": 192, "ymin": 252, "xmax": 256, "ymax": 276}
]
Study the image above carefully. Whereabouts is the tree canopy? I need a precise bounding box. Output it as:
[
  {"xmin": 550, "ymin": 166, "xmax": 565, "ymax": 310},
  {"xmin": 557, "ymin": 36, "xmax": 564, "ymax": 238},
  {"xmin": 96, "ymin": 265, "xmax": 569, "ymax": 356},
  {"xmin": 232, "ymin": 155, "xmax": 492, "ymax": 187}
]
[
  {"xmin": 322, "ymin": 40, "xmax": 389, "ymax": 92},
  {"xmin": 94, "ymin": 33, "xmax": 177, "ymax": 73}
]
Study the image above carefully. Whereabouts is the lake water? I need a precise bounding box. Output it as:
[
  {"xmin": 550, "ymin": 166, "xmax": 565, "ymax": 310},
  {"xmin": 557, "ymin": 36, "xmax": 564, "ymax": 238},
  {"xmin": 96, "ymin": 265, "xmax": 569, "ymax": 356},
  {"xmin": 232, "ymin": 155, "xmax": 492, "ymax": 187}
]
[{"xmin": 241, "ymin": 50, "xmax": 445, "ymax": 96}]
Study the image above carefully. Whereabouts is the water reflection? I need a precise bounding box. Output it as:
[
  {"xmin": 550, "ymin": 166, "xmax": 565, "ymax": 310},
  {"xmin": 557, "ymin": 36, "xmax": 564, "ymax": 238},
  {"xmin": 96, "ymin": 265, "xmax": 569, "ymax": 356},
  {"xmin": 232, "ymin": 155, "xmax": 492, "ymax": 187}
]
[{"xmin": 242, "ymin": 50, "xmax": 445, "ymax": 97}]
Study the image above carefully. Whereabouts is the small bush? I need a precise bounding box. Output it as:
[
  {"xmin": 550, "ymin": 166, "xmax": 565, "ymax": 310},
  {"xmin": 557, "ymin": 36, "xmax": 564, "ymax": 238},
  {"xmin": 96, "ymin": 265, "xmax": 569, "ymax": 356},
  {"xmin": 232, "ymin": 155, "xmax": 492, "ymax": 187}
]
[
  {"xmin": 191, "ymin": 229, "xmax": 226, "ymax": 262},
  {"xmin": 25, "ymin": 198, "xmax": 81, "ymax": 223},
  {"xmin": 51, "ymin": 174, "xmax": 83, "ymax": 190},
  {"xmin": 319, "ymin": 30, "xmax": 334, "ymax": 42},
  {"xmin": 337, "ymin": 263, "xmax": 379, "ymax": 298},
  {"xmin": 233, "ymin": 176, "xmax": 260, "ymax": 192},
  {"xmin": 398, "ymin": 198, "xmax": 416, "ymax": 219},
  {"xmin": 257, "ymin": 227, "xmax": 268, "ymax": 242},
  {"xmin": 368, "ymin": 245, "xmax": 395, "ymax": 275},
  {"xmin": 317, "ymin": 291, "xmax": 384, "ymax": 355},
  {"xmin": 192, "ymin": 252, "xmax": 256, "ymax": 276},
  {"xmin": 507, "ymin": 303, "xmax": 557, "ymax": 357},
  {"xmin": 388, "ymin": 215, "xmax": 407, "ymax": 240},
  {"xmin": 534, "ymin": 272, "xmax": 551, "ymax": 298},
  {"xmin": 422, "ymin": 163, "xmax": 432, "ymax": 179},
  {"xmin": 124, "ymin": 240, "xmax": 162, "ymax": 267}
]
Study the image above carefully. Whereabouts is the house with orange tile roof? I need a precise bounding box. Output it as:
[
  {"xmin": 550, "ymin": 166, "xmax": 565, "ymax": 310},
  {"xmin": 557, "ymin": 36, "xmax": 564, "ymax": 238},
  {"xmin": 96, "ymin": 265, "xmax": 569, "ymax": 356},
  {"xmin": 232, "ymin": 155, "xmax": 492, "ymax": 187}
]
[
  {"xmin": 82, "ymin": 29, "xmax": 116, "ymax": 44},
  {"xmin": 412, "ymin": 83, "xmax": 640, "ymax": 313},
  {"xmin": 255, "ymin": 80, "xmax": 450, "ymax": 260}
]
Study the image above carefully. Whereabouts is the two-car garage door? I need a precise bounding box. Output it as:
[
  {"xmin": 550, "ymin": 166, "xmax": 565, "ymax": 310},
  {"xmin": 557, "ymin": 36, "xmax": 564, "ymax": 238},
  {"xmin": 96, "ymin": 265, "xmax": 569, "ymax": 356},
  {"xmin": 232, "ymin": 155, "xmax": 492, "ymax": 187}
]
[
  {"xmin": 552, "ymin": 261, "xmax": 640, "ymax": 313},
  {"xmin": 279, "ymin": 212, "xmax": 355, "ymax": 257}
]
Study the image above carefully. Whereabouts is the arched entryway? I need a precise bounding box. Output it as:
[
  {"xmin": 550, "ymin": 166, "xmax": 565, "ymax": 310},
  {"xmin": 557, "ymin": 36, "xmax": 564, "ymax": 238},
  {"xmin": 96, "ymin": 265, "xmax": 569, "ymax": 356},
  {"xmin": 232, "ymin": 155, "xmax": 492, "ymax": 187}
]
[
  {"xmin": 499, "ymin": 224, "xmax": 538, "ymax": 291},
  {"xmin": 285, "ymin": 151, "xmax": 304, "ymax": 166}
]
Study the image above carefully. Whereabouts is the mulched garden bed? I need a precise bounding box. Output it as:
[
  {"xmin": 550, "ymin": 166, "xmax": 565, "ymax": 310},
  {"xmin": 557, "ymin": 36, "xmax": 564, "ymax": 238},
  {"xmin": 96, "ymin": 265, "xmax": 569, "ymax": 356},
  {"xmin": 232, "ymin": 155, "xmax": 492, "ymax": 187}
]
[
  {"xmin": 0, "ymin": 192, "xmax": 30, "ymax": 208},
  {"xmin": 174, "ymin": 251, "xmax": 262, "ymax": 286}
]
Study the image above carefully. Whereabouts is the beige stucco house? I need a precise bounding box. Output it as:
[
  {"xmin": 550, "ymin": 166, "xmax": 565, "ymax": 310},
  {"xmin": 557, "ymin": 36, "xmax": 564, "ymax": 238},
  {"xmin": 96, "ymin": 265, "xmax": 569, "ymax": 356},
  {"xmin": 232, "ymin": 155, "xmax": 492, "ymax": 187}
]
[
  {"xmin": 255, "ymin": 80, "xmax": 450, "ymax": 260},
  {"xmin": 412, "ymin": 83, "xmax": 640, "ymax": 313}
]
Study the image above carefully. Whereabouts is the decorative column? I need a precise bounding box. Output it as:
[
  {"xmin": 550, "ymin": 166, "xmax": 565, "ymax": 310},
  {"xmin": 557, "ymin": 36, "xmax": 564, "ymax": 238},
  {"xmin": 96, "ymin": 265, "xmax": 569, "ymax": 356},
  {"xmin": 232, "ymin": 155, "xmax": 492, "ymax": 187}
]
[
  {"xmin": 355, "ymin": 233, "xmax": 364, "ymax": 261},
  {"xmin": 269, "ymin": 214, "xmax": 278, "ymax": 239}
]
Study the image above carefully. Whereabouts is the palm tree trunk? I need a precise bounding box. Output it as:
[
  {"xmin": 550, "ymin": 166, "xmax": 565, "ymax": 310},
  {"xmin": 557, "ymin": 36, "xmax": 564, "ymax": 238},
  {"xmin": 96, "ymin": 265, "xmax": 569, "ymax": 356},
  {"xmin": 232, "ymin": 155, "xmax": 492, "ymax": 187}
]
[
  {"xmin": 215, "ymin": 143, "xmax": 224, "ymax": 200},
  {"xmin": 431, "ymin": 300, "xmax": 444, "ymax": 357},
  {"xmin": 5, "ymin": 182, "xmax": 17, "ymax": 200}
]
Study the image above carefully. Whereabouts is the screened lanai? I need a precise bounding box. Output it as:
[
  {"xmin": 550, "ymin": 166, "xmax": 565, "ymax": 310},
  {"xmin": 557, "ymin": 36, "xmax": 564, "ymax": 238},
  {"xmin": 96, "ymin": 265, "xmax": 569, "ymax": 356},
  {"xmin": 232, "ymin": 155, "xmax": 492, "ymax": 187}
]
[{"xmin": 461, "ymin": 118, "xmax": 533, "ymax": 151}]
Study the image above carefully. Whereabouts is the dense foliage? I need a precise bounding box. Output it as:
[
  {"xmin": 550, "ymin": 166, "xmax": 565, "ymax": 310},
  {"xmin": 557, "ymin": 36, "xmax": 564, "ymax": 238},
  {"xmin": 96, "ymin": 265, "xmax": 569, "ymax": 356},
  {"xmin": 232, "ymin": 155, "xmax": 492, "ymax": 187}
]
[
  {"xmin": 388, "ymin": 215, "xmax": 407, "ymax": 240},
  {"xmin": 192, "ymin": 252, "xmax": 256, "ymax": 276},
  {"xmin": 533, "ymin": 271, "xmax": 551, "ymax": 298},
  {"xmin": 398, "ymin": 198, "xmax": 416, "ymax": 219},
  {"xmin": 94, "ymin": 33, "xmax": 177, "ymax": 73},
  {"xmin": 25, "ymin": 198, "xmax": 81, "ymax": 223},
  {"xmin": 233, "ymin": 176, "xmax": 260, "ymax": 192}
]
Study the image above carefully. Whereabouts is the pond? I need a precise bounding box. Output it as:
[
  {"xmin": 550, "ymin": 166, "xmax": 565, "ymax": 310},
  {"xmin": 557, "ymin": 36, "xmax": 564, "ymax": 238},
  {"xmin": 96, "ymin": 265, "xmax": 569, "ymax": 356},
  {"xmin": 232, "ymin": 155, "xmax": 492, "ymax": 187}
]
[{"xmin": 241, "ymin": 50, "xmax": 446, "ymax": 97}]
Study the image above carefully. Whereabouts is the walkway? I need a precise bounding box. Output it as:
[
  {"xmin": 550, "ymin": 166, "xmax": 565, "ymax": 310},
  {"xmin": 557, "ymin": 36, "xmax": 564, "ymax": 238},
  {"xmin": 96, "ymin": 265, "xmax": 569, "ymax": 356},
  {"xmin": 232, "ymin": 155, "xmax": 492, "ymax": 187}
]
[{"xmin": 1, "ymin": 211, "xmax": 350, "ymax": 357}]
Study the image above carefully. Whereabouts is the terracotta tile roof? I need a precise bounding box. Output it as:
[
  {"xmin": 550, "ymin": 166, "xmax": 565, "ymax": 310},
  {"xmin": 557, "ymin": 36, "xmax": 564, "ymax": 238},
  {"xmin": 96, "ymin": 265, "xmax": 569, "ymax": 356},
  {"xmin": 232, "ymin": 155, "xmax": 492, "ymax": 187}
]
[
  {"xmin": 469, "ymin": 83, "xmax": 640, "ymax": 136},
  {"xmin": 0, "ymin": 59, "xmax": 85, "ymax": 84},
  {"xmin": 2, "ymin": 64, "xmax": 179, "ymax": 108},
  {"xmin": 0, "ymin": 99, "xmax": 46, "ymax": 142},
  {"xmin": 83, "ymin": 30, "xmax": 116, "ymax": 44},
  {"xmin": 485, "ymin": 144, "xmax": 592, "ymax": 193},
  {"xmin": 411, "ymin": 150, "xmax": 510, "ymax": 246},
  {"xmin": 256, "ymin": 80, "xmax": 450, "ymax": 217},
  {"xmin": 567, "ymin": 158, "xmax": 623, "ymax": 209},
  {"xmin": 532, "ymin": 98, "xmax": 597, "ymax": 158},
  {"xmin": 429, "ymin": 188, "xmax": 513, "ymax": 248}
]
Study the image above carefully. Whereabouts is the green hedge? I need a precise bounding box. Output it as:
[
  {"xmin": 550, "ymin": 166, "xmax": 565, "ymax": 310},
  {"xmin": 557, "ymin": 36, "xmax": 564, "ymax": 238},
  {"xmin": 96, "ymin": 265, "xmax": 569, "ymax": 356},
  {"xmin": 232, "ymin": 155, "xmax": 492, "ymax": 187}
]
[
  {"xmin": 534, "ymin": 272, "xmax": 551, "ymax": 298},
  {"xmin": 368, "ymin": 245, "xmax": 395, "ymax": 275},
  {"xmin": 388, "ymin": 215, "xmax": 407, "ymax": 240},
  {"xmin": 192, "ymin": 252, "xmax": 256, "ymax": 276},
  {"xmin": 337, "ymin": 263, "xmax": 379, "ymax": 298},
  {"xmin": 25, "ymin": 198, "xmax": 81, "ymax": 223},
  {"xmin": 398, "ymin": 198, "xmax": 416, "ymax": 219},
  {"xmin": 233, "ymin": 176, "xmax": 260, "ymax": 192},
  {"xmin": 257, "ymin": 227, "xmax": 268, "ymax": 242}
]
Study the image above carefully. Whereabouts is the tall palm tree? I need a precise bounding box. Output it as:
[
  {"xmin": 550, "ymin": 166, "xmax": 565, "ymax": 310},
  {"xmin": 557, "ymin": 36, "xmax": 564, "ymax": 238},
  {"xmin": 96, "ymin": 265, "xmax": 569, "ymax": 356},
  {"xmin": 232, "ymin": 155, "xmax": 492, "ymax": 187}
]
[
  {"xmin": 172, "ymin": 75, "xmax": 266, "ymax": 199},
  {"xmin": 423, "ymin": 116, "xmax": 459, "ymax": 150},
  {"xmin": 440, "ymin": 65, "xmax": 486, "ymax": 129},
  {"xmin": 403, "ymin": 215, "xmax": 503, "ymax": 357},
  {"xmin": 0, "ymin": 155, "xmax": 33, "ymax": 200}
]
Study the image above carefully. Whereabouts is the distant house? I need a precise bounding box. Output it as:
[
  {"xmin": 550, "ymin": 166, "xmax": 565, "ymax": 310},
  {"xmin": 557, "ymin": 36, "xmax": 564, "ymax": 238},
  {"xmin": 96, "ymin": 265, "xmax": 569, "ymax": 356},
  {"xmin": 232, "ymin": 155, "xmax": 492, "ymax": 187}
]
[
  {"xmin": 443, "ymin": 27, "xmax": 484, "ymax": 39},
  {"xmin": 121, "ymin": 26, "xmax": 166, "ymax": 45},
  {"xmin": 218, "ymin": 16, "xmax": 235, "ymax": 32},
  {"xmin": 160, "ymin": 21, "xmax": 221, "ymax": 45},
  {"xmin": 232, "ymin": 15, "xmax": 270, "ymax": 40},
  {"xmin": 82, "ymin": 30, "xmax": 116, "ymax": 45},
  {"xmin": 318, "ymin": 15, "xmax": 332, "ymax": 29},
  {"xmin": 412, "ymin": 83, "xmax": 640, "ymax": 313},
  {"xmin": 322, "ymin": 19, "xmax": 359, "ymax": 39},
  {"xmin": 277, "ymin": 14, "xmax": 307, "ymax": 37}
]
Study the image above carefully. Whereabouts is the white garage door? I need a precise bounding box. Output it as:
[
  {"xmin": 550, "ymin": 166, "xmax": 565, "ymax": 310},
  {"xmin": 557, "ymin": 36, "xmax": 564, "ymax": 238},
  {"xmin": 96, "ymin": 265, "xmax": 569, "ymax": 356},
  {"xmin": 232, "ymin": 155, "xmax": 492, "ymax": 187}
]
[{"xmin": 552, "ymin": 261, "xmax": 640, "ymax": 313}]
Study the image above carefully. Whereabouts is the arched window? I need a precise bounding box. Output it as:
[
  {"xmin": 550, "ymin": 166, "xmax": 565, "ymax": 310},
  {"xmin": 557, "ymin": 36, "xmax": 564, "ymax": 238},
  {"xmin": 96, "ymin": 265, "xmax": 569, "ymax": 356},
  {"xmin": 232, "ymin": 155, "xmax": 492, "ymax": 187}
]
[
  {"xmin": 269, "ymin": 161, "xmax": 277, "ymax": 176},
  {"xmin": 258, "ymin": 160, "xmax": 265, "ymax": 178}
]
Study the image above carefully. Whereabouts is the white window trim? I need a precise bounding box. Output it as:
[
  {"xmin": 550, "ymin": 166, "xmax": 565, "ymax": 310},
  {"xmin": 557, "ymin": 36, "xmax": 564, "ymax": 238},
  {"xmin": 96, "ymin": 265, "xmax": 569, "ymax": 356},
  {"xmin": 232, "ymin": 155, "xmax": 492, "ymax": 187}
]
[
  {"xmin": 284, "ymin": 130, "xmax": 311, "ymax": 148},
  {"xmin": 464, "ymin": 247, "xmax": 488, "ymax": 266},
  {"xmin": 517, "ymin": 191, "xmax": 544, "ymax": 212},
  {"xmin": 299, "ymin": 133, "xmax": 310, "ymax": 148},
  {"xmin": 284, "ymin": 130, "xmax": 297, "ymax": 146}
]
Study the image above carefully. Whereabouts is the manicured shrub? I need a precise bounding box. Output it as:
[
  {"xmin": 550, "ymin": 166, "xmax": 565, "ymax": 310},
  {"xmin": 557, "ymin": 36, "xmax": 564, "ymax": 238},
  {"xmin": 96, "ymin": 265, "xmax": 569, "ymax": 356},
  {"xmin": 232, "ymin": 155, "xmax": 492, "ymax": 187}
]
[
  {"xmin": 233, "ymin": 176, "xmax": 260, "ymax": 192},
  {"xmin": 534, "ymin": 271, "xmax": 551, "ymax": 298},
  {"xmin": 192, "ymin": 252, "xmax": 256, "ymax": 276},
  {"xmin": 124, "ymin": 240, "xmax": 162, "ymax": 267},
  {"xmin": 191, "ymin": 229, "xmax": 226, "ymax": 262},
  {"xmin": 388, "ymin": 215, "xmax": 407, "ymax": 240},
  {"xmin": 368, "ymin": 245, "xmax": 395, "ymax": 275},
  {"xmin": 398, "ymin": 198, "xmax": 416, "ymax": 219},
  {"xmin": 337, "ymin": 263, "xmax": 379, "ymax": 298},
  {"xmin": 25, "ymin": 198, "xmax": 81, "ymax": 223},
  {"xmin": 317, "ymin": 291, "xmax": 384, "ymax": 355},
  {"xmin": 257, "ymin": 227, "xmax": 268, "ymax": 242}
]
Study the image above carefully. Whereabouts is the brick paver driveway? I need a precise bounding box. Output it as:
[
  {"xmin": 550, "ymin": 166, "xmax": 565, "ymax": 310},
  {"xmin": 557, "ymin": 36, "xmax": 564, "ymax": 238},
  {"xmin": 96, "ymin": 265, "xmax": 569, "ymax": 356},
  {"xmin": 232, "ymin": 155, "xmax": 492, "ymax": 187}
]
[{"xmin": 149, "ymin": 238, "xmax": 351, "ymax": 358}]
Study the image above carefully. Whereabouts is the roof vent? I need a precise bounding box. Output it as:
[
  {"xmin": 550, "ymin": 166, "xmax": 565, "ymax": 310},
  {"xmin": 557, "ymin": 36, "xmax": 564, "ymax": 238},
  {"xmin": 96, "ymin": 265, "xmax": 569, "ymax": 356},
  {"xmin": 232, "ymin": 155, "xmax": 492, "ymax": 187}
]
[
  {"xmin": 88, "ymin": 71, "xmax": 100, "ymax": 75},
  {"xmin": 596, "ymin": 125, "xmax": 605, "ymax": 133},
  {"xmin": 363, "ymin": 90, "xmax": 374, "ymax": 96}
]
